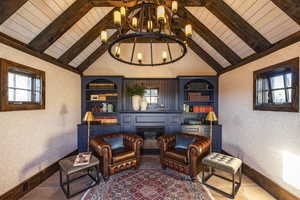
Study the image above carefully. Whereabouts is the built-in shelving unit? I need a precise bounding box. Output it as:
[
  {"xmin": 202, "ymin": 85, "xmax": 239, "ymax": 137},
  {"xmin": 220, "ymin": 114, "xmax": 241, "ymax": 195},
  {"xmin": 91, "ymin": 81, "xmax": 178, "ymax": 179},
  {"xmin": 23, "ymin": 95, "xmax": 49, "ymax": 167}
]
[
  {"xmin": 179, "ymin": 76, "xmax": 218, "ymax": 125},
  {"xmin": 78, "ymin": 76, "xmax": 221, "ymax": 153}
]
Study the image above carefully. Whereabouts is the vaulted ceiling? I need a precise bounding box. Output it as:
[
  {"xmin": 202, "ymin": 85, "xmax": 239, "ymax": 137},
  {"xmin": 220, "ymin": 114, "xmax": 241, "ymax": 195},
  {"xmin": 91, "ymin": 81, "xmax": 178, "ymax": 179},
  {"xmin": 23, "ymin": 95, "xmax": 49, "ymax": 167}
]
[{"xmin": 0, "ymin": 0, "xmax": 300, "ymax": 75}]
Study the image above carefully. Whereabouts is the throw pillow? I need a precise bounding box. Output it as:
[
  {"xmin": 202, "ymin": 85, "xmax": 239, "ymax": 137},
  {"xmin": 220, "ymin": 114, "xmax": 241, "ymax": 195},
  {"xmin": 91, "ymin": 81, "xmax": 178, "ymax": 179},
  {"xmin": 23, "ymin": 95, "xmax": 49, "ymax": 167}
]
[
  {"xmin": 174, "ymin": 135, "xmax": 196, "ymax": 149},
  {"xmin": 104, "ymin": 136, "xmax": 124, "ymax": 150}
]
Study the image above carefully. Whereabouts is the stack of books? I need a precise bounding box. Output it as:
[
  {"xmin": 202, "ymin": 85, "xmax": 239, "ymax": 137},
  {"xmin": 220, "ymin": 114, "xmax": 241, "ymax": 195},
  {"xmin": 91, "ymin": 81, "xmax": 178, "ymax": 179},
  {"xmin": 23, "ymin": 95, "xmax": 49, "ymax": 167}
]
[
  {"xmin": 188, "ymin": 92, "xmax": 210, "ymax": 102},
  {"xmin": 73, "ymin": 152, "xmax": 92, "ymax": 167}
]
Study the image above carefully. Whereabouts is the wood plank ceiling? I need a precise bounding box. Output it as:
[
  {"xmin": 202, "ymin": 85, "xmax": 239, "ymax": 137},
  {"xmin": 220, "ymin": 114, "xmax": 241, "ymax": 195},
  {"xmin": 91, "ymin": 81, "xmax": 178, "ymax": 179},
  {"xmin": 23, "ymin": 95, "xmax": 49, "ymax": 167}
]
[{"xmin": 0, "ymin": 0, "xmax": 300, "ymax": 75}]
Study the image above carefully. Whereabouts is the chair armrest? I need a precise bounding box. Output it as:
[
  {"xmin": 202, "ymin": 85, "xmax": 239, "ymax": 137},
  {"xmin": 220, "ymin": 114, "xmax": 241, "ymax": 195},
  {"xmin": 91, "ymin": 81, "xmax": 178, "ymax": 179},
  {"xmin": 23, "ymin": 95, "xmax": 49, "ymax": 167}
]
[
  {"xmin": 90, "ymin": 138, "xmax": 112, "ymax": 162},
  {"xmin": 188, "ymin": 137, "xmax": 211, "ymax": 157},
  {"xmin": 157, "ymin": 134, "xmax": 176, "ymax": 152},
  {"xmin": 123, "ymin": 134, "xmax": 144, "ymax": 151}
]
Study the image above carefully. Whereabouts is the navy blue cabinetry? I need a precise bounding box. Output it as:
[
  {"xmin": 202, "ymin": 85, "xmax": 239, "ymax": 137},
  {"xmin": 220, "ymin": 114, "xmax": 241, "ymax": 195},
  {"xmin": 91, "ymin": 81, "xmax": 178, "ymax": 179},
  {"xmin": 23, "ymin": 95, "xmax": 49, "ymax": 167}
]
[{"xmin": 78, "ymin": 76, "xmax": 222, "ymax": 153}]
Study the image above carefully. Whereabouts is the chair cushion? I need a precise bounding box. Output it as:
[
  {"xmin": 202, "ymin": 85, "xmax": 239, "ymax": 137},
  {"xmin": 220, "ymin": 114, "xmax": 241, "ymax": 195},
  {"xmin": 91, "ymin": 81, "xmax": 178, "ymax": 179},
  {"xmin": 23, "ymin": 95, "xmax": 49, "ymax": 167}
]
[
  {"xmin": 104, "ymin": 136, "xmax": 124, "ymax": 150},
  {"xmin": 112, "ymin": 147, "xmax": 135, "ymax": 163},
  {"xmin": 174, "ymin": 135, "xmax": 196, "ymax": 149},
  {"xmin": 202, "ymin": 153, "xmax": 242, "ymax": 174},
  {"xmin": 165, "ymin": 148, "xmax": 188, "ymax": 163}
]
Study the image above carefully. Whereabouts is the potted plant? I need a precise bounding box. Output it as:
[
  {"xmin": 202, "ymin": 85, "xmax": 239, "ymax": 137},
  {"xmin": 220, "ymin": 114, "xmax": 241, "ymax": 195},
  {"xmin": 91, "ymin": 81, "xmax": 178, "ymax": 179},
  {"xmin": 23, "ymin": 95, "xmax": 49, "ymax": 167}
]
[{"xmin": 126, "ymin": 84, "xmax": 146, "ymax": 111}]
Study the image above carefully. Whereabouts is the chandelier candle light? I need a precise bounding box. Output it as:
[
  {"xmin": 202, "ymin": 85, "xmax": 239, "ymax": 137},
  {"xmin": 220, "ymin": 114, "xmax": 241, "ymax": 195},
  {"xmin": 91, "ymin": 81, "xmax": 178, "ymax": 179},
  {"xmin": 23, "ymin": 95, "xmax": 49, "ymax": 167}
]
[{"xmin": 100, "ymin": 0, "xmax": 193, "ymax": 66}]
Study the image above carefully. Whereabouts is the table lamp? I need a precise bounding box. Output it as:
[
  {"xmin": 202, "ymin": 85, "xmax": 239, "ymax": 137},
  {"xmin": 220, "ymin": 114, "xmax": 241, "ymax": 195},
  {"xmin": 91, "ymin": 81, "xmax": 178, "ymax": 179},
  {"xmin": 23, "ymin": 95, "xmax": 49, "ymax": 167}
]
[
  {"xmin": 83, "ymin": 112, "xmax": 94, "ymax": 152},
  {"xmin": 206, "ymin": 111, "xmax": 218, "ymax": 153}
]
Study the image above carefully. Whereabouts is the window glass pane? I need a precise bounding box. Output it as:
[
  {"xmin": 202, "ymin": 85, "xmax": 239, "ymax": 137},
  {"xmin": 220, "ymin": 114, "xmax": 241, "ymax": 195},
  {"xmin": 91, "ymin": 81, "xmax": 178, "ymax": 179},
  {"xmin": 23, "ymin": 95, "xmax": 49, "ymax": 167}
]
[
  {"xmin": 15, "ymin": 74, "xmax": 32, "ymax": 90},
  {"xmin": 144, "ymin": 89, "xmax": 150, "ymax": 96},
  {"xmin": 287, "ymin": 89, "xmax": 292, "ymax": 103},
  {"xmin": 8, "ymin": 88, "xmax": 15, "ymax": 101},
  {"xmin": 8, "ymin": 73, "xmax": 15, "ymax": 87},
  {"xmin": 285, "ymin": 73, "xmax": 292, "ymax": 88},
  {"xmin": 15, "ymin": 89, "xmax": 31, "ymax": 102},
  {"xmin": 257, "ymin": 79, "xmax": 263, "ymax": 91},
  {"xmin": 257, "ymin": 91, "xmax": 263, "ymax": 105},
  {"xmin": 35, "ymin": 78, "xmax": 41, "ymax": 91},
  {"xmin": 263, "ymin": 91, "xmax": 269, "ymax": 104},
  {"xmin": 151, "ymin": 97, "xmax": 158, "ymax": 104},
  {"xmin": 272, "ymin": 89, "xmax": 286, "ymax": 104},
  {"xmin": 263, "ymin": 78, "xmax": 269, "ymax": 90},
  {"xmin": 270, "ymin": 75, "xmax": 284, "ymax": 89},
  {"xmin": 145, "ymin": 97, "xmax": 151, "ymax": 104},
  {"xmin": 150, "ymin": 89, "xmax": 158, "ymax": 96},
  {"xmin": 35, "ymin": 92, "xmax": 41, "ymax": 103}
]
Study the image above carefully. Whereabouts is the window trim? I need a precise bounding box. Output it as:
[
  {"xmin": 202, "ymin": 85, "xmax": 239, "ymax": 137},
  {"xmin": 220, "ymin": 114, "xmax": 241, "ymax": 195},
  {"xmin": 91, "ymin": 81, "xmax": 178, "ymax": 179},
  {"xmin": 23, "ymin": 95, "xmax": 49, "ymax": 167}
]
[
  {"xmin": 0, "ymin": 58, "xmax": 45, "ymax": 111},
  {"xmin": 253, "ymin": 57, "xmax": 299, "ymax": 112}
]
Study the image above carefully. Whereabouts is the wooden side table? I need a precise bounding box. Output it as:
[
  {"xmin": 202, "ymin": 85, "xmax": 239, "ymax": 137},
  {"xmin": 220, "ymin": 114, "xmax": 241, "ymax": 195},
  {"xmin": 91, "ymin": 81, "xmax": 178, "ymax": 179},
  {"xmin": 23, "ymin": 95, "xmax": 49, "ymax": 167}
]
[{"xmin": 59, "ymin": 155, "xmax": 100, "ymax": 198}]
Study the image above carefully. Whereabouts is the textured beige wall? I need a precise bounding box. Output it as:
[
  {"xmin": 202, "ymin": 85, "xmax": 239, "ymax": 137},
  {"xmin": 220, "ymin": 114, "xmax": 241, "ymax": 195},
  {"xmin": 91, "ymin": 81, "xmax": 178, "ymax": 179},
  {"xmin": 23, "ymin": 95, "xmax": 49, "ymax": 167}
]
[
  {"xmin": 84, "ymin": 45, "xmax": 217, "ymax": 77},
  {"xmin": 220, "ymin": 41, "xmax": 300, "ymax": 198},
  {"xmin": 0, "ymin": 43, "xmax": 81, "ymax": 195}
]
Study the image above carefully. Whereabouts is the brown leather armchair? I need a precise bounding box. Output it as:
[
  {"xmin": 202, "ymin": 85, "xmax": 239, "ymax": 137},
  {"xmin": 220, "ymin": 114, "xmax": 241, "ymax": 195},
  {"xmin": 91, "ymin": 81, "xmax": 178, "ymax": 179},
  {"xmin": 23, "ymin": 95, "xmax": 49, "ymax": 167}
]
[
  {"xmin": 157, "ymin": 133, "xmax": 211, "ymax": 181},
  {"xmin": 90, "ymin": 133, "xmax": 143, "ymax": 180}
]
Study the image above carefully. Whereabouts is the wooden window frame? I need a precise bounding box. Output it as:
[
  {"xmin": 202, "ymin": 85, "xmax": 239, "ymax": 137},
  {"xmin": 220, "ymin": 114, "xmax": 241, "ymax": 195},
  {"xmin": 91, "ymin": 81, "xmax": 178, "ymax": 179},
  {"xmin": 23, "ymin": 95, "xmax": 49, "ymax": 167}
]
[
  {"xmin": 0, "ymin": 58, "xmax": 45, "ymax": 111},
  {"xmin": 253, "ymin": 57, "xmax": 299, "ymax": 112},
  {"xmin": 144, "ymin": 88, "xmax": 159, "ymax": 104}
]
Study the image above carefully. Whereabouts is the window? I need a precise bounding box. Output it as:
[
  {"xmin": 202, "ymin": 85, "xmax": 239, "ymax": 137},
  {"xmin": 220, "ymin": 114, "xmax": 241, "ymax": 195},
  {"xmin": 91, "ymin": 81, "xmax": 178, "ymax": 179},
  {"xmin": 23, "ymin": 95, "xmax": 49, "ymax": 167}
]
[
  {"xmin": 0, "ymin": 59, "xmax": 45, "ymax": 111},
  {"xmin": 254, "ymin": 58, "xmax": 299, "ymax": 112},
  {"xmin": 144, "ymin": 88, "xmax": 159, "ymax": 104}
]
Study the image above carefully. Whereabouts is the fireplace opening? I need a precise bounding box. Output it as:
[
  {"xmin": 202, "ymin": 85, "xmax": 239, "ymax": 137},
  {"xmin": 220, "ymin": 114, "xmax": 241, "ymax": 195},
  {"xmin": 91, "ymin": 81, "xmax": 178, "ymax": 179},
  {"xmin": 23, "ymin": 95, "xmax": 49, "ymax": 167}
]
[{"xmin": 136, "ymin": 126, "xmax": 165, "ymax": 154}]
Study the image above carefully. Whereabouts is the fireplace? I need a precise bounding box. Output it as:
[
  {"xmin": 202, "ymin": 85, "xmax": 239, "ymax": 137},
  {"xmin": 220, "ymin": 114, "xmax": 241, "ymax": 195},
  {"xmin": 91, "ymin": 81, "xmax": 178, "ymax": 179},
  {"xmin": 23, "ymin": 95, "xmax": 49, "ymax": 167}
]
[{"xmin": 136, "ymin": 126, "xmax": 165, "ymax": 154}]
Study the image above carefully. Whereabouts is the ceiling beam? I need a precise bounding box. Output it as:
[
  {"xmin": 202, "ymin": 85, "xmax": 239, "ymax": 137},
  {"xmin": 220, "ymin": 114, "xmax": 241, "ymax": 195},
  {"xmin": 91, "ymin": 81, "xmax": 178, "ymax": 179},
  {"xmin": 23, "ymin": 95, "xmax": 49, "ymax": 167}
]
[
  {"xmin": 0, "ymin": 32, "xmax": 80, "ymax": 74},
  {"xmin": 205, "ymin": 0, "xmax": 271, "ymax": 53},
  {"xmin": 28, "ymin": 0, "xmax": 92, "ymax": 53},
  {"xmin": 78, "ymin": 31, "xmax": 123, "ymax": 72},
  {"xmin": 91, "ymin": 0, "xmax": 205, "ymax": 7},
  {"xmin": 0, "ymin": 0, "xmax": 28, "ymax": 25},
  {"xmin": 222, "ymin": 31, "xmax": 300, "ymax": 74},
  {"xmin": 59, "ymin": 9, "xmax": 116, "ymax": 64},
  {"xmin": 179, "ymin": 8, "xmax": 242, "ymax": 65},
  {"xmin": 175, "ymin": 30, "xmax": 223, "ymax": 74},
  {"xmin": 270, "ymin": 0, "xmax": 300, "ymax": 26}
]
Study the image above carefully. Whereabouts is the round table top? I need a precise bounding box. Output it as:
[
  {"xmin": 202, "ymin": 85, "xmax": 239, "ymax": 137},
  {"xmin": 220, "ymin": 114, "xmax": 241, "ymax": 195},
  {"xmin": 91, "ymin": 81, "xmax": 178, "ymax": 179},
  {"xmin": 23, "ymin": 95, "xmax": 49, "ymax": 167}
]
[{"xmin": 59, "ymin": 155, "xmax": 99, "ymax": 175}]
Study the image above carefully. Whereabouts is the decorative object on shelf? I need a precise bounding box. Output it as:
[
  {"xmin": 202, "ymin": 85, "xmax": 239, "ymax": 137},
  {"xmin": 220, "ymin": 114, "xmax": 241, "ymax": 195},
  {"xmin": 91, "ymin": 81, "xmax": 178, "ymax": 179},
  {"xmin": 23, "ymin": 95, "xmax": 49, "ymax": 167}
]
[
  {"xmin": 206, "ymin": 111, "xmax": 218, "ymax": 153},
  {"xmin": 88, "ymin": 83, "xmax": 115, "ymax": 90},
  {"xmin": 107, "ymin": 104, "xmax": 114, "ymax": 112},
  {"xmin": 188, "ymin": 92, "xmax": 210, "ymax": 102},
  {"xmin": 140, "ymin": 97, "xmax": 148, "ymax": 111},
  {"xmin": 99, "ymin": 0, "xmax": 192, "ymax": 66},
  {"xmin": 83, "ymin": 112, "xmax": 95, "ymax": 152},
  {"xmin": 126, "ymin": 83, "xmax": 146, "ymax": 111},
  {"xmin": 94, "ymin": 116, "xmax": 118, "ymax": 124}
]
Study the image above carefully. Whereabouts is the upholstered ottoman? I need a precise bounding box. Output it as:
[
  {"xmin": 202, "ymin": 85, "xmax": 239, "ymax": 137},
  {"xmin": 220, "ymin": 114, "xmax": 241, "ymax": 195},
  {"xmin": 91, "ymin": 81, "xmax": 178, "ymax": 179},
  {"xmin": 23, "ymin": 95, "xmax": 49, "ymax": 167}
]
[{"xmin": 202, "ymin": 153, "xmax": 242, "ymax": 199}]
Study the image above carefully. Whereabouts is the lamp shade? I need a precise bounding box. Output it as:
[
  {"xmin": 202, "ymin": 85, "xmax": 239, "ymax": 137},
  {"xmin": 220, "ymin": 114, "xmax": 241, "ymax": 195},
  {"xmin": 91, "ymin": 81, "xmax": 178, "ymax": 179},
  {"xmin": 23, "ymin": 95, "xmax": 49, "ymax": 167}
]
[
  {"xmin": 83, "ymin": 112, "xmax": 94, "ymax": 122},
  {"xmin": 206, "ymin": 111, "xmax": 218, "ymax": 121}
]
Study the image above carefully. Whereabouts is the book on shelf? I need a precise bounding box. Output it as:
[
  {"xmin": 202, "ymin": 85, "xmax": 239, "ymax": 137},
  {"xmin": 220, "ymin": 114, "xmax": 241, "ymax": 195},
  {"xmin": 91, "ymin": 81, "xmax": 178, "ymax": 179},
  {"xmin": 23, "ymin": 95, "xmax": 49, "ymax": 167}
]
[{"xmin": 73, "ymin": 152, "xmax": 92, "ymax": 167}]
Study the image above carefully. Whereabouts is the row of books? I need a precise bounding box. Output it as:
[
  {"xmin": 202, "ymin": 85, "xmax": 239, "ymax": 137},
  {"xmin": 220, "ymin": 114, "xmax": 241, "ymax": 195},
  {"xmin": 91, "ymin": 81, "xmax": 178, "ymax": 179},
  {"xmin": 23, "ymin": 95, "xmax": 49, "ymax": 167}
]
[
  {"xmin": 188, "ymin": 92, "xmax": 210, "ymax": 102},
  {"xmin": 90, "ymin": 93, "xmax": 118, "ymax": 101},
  {"xmin": 89, "ymin": 83, "xmax": 116, "ymax": 90}
]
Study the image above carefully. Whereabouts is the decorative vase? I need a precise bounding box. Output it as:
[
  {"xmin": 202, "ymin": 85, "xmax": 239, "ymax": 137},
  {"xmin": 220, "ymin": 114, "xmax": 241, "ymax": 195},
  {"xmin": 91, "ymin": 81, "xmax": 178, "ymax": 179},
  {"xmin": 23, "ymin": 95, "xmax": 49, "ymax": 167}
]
[
  {"xmin": 140, "ymin": 98, "xmax": 148, "ymax": 111},
  {"xmin": 132, "ymin": 95, "xmax": 142, "ymax": 111}
]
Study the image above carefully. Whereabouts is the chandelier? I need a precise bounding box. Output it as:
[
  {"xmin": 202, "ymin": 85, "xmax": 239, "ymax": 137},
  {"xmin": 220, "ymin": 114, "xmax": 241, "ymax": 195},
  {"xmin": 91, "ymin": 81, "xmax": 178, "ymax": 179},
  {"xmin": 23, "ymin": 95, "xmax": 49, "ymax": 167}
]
[{"xmin": 100, "ymin": 0, "xmax": 193, "ymax": 66}]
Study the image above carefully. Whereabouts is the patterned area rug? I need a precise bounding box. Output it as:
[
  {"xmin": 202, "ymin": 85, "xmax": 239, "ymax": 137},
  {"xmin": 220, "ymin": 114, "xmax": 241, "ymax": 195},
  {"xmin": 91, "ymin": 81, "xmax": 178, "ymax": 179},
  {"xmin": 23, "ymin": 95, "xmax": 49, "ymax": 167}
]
[{"xmin": 81, "ymin": 156, "xmax": 214, "ymax": 200}]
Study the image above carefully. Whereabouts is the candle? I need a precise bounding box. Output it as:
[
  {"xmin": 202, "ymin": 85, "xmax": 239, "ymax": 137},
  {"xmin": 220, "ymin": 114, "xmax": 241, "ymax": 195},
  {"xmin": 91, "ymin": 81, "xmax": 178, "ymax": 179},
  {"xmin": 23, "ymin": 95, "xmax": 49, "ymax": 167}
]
[
  {"xmin": 157, "ymin": 5, "xmax": 165, "ymax": 22},
  {"xmin": 172, "ymin": 1, "xmax": 178, "ymax": 13},
  {"xmin": 115, "ymin": 46, "xmax": 120, "ymax": 57},
  {"xmin": 185, "ymin": 24, "xmax": 192, "ymax": 37},
  {"xmin": 147, "ymin": 20, "xmax": 153, "ymax": 31},
  {"xmin": 137, "ymin": 53, "xmax": 143, "ymax": 63},
  {"xmin": 162, "ymin": 51, "xmax": 167, "ymax": 62},
  {"xmin": 120, "ymin": 7, "xmax": 126, "ymax": 17},
  {"xmin": 100, "ymin": 30, "xmax": 107, "ymax": 43},
  {"xmin": 132, "ymin": 17, "xmax": 138, "ymax": 28},
  {"xmin": 114, "ymin": 11, "xmax": 121, "ymax": 25}
]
